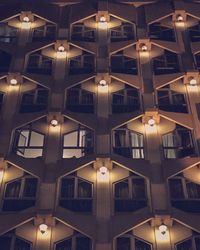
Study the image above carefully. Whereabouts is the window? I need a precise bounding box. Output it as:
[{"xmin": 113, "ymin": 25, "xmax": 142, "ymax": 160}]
[
  {"xmin": 0, "ymin": 50, "xmax": 12, "ymax": 72},
  {"xmin": 114, "ymin": 174, "xmax": 147, "ymax": 212},
  {"xmin": 195, "ymin": 53, "xmax": 200, "ymax": 70},
  {"xmin": 0, "ymin": 92, "xmax": 4, "ymax": 110},
  {"xmin": 113, "ymin": 128, "xmax": 144, "ymax": 159},
  {"xmin": 169, "ymin": 176, "xmax": 200, "ymax": 213},
  {"xmin": 0, "ymin": 230, "xmax": 32, "ymax": 250},
  {"xmin": 162, "ymin": 125, "xmax": 194, "ymax": 159},
  {"xmin": 69, "ymin": 52, "xmax": 95, "ymax": 75},
  {"xmin": 116, "ymin": 234, "xmax": 152, "ymax": 250},
  {"xmin": 66, "ymin": 85, "xmax": 94, "ymax": 113},
  {"xmin": 26, "ymin": 53, "xmax": 52, "ymax": 75},
  {"xmin": 59, "ymin": 175, "xmax": 93, "ymax": 212},
  {"xmin": 55, "ymin": 233, "xmax": 92, "ymax": 250},
  {"xmin": 3, "ymin": 175, "xmax": 38, "ymax": 211},
  {"xmin": 111, "ymin": 52, "xmax": 137, "ymax": 75},
  {"xmin": 149, "ymin": 22, "xmax": 175, "ymax": 41},
  {"xmin": 63, "ymin": 126, "xmax": 93, "ymax": 158},
  {"xmin": 0, "ymin": 23, "xmax": 18, "ymax": 43},
  {"xmin": 112, "ymin": 86, "xmax": 140, "ymax": 113},
  {"xmin": 153, "ymin": 50, "xmax": 179, "ymax": 75},
  {"xmin": 32, "ymin": 24, "xmax": 56, "ymax": 42},
  {"xmin": 189, "ymin": 22, "xmax": 200, "ymax": 42},
  {"xmin": 71, "ymin": 22, "xmax": 95, "ymax": 42},
  {"xmin": 110, "ymin": 22, "xmax": 135, "ymax": 42},
  {"xmin": 13, "ymin": 127, "xmax": 44, "ymax": 158},
  {"xmin": 20, "ymin": 86, "xmax": 48, "ymax": 113},
  {"xmin": 157, "ymin": 86, "xmax": 188, "ymax": 113},
  {"xmin": 176, "ymin": 234, "xmax": 200, "ymax": 250}
]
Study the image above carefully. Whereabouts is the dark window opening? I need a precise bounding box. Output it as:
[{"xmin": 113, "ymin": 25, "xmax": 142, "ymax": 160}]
[
  {"xmin": 149, "ymin": 22, "xmax": 175, "ymax": 42},
  {"xmin": 153, "ymin": 50, "xmax": 179, "ymax": 75},
  {"xmin": 110, "ymin": 22, "xmax": 135, "ymax": 42},
  {"xmin": 26, "ymin": 53, "xmax": 53, "ymax": 75},
  {"xmin": 32, "ymin": 24, "xmax": 56, "ymax": 42},
  {"xmin": 112, "ymin": 85, "xmax": 140, "ymax": 113},
  {"xmin": 111, "ymin": 52, "xmax": 137, "ymax": 75},
  {"xmin": 20, "ymin": 85, "xmax": 48, "ymax": 113},
  {"xmin": 0, "ymin": 23, "xmax": 18, "ymax": 43},
  {"xmin": 71, "ymin": 22, "xmax": 95, "ymax": 42},
  {"xmin": 3, "ymin": 175, "xmax": 37, "ymax": 211},
  {"xmin": 66, "ymin": 85, "xmax": 94, "ymax": 113},
  {"xmin": 59, "ymin": 175, "xmax": 93, "ymax": 212}
]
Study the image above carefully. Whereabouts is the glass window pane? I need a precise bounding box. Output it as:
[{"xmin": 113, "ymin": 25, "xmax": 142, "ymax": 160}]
[
  {"xmin": 23, "ymin": 178, "xmax": 38, "ymax": 197},
  {"xmin": 64, "ymin": 132, "xmax": 78, "ymax": 147},
  {"xmin": 5, "ymin": 180, "xmax": 21, "ymax": 198},
  {"xmin": 30, "ymin": 131, "xmax": 44, "ymax": 146}
]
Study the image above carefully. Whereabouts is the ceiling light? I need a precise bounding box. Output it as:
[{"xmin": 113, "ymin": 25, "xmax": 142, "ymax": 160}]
[
  {"xmin": 50, "ymin": 119, "xmax": 58, "ymax": 127},
  {"xmin": 39, "ymin": 224, "xmax": 48, "ymax": 234},
  {"xmin": 189, "ymin": 77, "xmax": 197, "ymax": 86},
  {"xmin": 99, "ymin": 79, "xmax": 107, "ymax": 87},
  {"xmin": 58, "ymin": 45, "xmax": 65, "ymax": 52},
  {"xmin": 99, "ymin": 166, "xmax": 108, "ymax": 175},
  {"xmin": 10, "ymin": 78, "xmax": 18, "ymax": 85},
  {"xmin": 159, "ymin": 224, "xmax": 168, "ymax": 235},
  {"xmin": 23, "ymin": 16, "xmax": 30, "ymax": 23},
  {"xmin": 177, "ymin": 15, "xmax": 183, "ymax": 22},
  {"xmin": 100, "ymin": 16, "xmax": 106, "ymax": 22},
  {"xmin": 141, "ymin": 44, "xmax": 148, "ymax": 51},
  {"xmin": 148, "ymin": 118, "xmax": 155, "ymax": 126}
]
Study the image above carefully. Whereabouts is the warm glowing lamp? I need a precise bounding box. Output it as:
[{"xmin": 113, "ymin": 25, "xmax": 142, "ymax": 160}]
[
  {"xmin": 39, "ymin": 224, "xmax": 48, "ymax": 234},
  {"xmin": 21, "ymin": 16, "xmax": 31, "ymax": 29},
  {"xmin": 99, "ymin": 166, "xmax": 108, "ymax": 175},
  {"xmin": 56, "ymin": 45, "xmax": 67, "ymax": 58},
  {"xmin": 148, "ymin": 118, "xmax": 155, "ymax": 127},
  {"xmin": 141, "ymin": 44, "xmax": 148, "ymax": 52},
  {"xmin": 159, "ymin": 224, "xmax": 168, "ymax": 235},
  {"xmin": 189, "ymin": 77, "xmax": 197, "ymax": 86},
  {"xmin": 50, "ymin": 119, "xmax": 58, "ymax": 127},
  {"xmin": 10, "ymin": 78, "xmax": 18, "ymax": 85},
  {"xmin": 98, "ymin": 16, "xmax": 108, "ymax": 29},
  {"xmin": 99, "ymin": 79, "xmax": 107, "ymax": 87},
  {"xmin": 177, "ymin": 15, "xmax": 183, "ymax": 22}
]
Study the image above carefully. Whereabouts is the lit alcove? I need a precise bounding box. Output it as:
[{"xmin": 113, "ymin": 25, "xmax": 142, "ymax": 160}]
[
  {"xmin": 62, "ymin": 118, "xmax": 94, "ymax": 159},
  {"xmin": 12, "ymin": 118, "xmax": 46, "ymax": 158}
]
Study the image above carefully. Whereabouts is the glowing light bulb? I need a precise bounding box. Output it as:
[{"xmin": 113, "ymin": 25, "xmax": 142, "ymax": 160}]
[
  {"xmin": 189, "ymin": 78, "xmax": 197, "ymax": 86},
  {"xmin": 39, "ymin": 224, "xmax": 48, "ymax": 234},
  {"xmin": 100, "ymin": 16, "xmax": 106, "ymax": 23},
  {"xmin": 177, "ymin": 15, "xmax": 183, "ymax": 22},
  {"xmin": 141, "ymin": 44, "xmax": 148, "ymax": 51},
  {"xmin": 50, "ymin": 119, "xmax": 58, "ymax": 127},
  {"xmin": 159, "ymin": 224, "xmax": 168, "ymax": 235},
  {"xmin": 23, "ymin": 16, "xmax": 30, "ymax": 23},
  {"xmin": 10, "ymin": 78, "xmax": 18, "ymax": 85},
  {"xmin": 148, "ymin": 118, "xmax": 155, "ymax": 126},
  {"xmin": 99, "ymin": 79, "xmax": 107, "ymax": 87},
  {"xmin": 99, "ymin": 166, "xmax": 108, "ymax": 175},
  {"xmin": 58, "ymin": 45, "xmax": 65, "ymax": 52}
]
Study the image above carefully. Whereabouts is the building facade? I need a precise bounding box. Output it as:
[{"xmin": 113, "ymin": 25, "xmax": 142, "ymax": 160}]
[{"xmin": 0, "ymin": 0, "xmax": 200, "ymax": 249}]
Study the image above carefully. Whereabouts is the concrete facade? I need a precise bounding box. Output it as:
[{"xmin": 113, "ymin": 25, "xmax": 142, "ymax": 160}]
[{"xmin": 0, "ymin": 0, "xmax": 200, "ymax": 249}]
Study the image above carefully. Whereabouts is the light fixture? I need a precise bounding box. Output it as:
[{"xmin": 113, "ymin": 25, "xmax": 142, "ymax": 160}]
[
  {"xmin": 98, "ymin": 16, "xmax": 108, "ymax": 29},
  {"xmin": 0, "ymin": 169, "xmax": 4, "ymax": 182},
  {"xmin": 50, "ymin": 119, "xmax": 58, "ymax": 127},
  {"xmin": 10, "ymin": 78, "xmax": 18, "ymax": 85},
  {"xmin": 177, "ymin": 15, "xmax": 183, "ymax": 22},
  {"xmin": 39, "ymin": 224, "xmax": 48, "ymax": 234},
  {"xmin": 159, "ymin": 223, "xmax": 168, "ymax": 235},
  {"xmin": 141, "ymin": 44, "xmax": 148, "ymax": 52},
  {"xmin": 23, "ymin": 16, "xmax": 30, "ymax": 23},
  {"xmin": 21, "ymin": 16, "xmax": 31, "ymax": 29},
  {"xmin": 99, "ymin": 79, "xmax": 107, "ymax": 87},
  {"xmin": 189, "ymin": 77, "xmax": 197, "ymax": 86},
  {"xmin": 99, "ymin": 166, "xmax": 108, "ymax": 175},
  {"xmin": 148, "ymin": 118, "xmax": 155, "ymax": 127},
  {"xmin": 100, "ymin": 16, "xmax": 106, "ymax": 23},
  {"xmin": 57, "ymin": 45, "xmax": 65, "ymax": 52}
]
